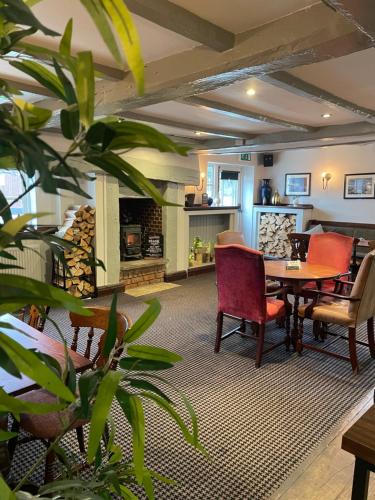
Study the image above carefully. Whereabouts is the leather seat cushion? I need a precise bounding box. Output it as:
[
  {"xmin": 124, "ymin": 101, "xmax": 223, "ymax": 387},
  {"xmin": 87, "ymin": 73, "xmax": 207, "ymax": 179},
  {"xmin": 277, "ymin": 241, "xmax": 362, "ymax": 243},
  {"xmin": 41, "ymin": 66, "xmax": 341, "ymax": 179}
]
[
  {"xmin": 298, "ymin": 299, "xmax": 355, "ymax": 327},
  {"xmin": 18, "ymin": 389, "xmax": 86, "ymax": 440}
]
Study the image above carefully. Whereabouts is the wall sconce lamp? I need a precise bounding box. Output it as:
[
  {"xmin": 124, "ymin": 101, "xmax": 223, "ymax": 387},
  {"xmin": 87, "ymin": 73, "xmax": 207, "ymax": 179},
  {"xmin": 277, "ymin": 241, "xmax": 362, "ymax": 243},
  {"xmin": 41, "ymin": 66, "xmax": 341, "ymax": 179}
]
[
  {"xmin": 321, "ymin": 172, "xmax": 332, "ymax": 190},
  {"xmin": 196, "ymin": 171, "xmax": 205, "ymax": 191}
]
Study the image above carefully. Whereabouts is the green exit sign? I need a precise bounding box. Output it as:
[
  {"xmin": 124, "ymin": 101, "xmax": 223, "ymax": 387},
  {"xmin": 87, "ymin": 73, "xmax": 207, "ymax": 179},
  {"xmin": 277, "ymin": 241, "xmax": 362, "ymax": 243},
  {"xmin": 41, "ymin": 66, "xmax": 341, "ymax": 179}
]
[{"xmin": 240, "ymin": 153, "xmax": 251, "ymax": 161}]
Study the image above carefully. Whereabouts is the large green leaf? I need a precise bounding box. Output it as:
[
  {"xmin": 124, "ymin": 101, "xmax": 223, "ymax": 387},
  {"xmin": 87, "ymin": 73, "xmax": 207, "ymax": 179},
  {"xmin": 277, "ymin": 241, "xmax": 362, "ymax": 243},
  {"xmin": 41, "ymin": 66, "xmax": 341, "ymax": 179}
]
[
  {"xmin": 76, "ymin": 51, "xmax": 95, "ymax": 128},
  {"xmin": 86, "ymin": 152, "xmax": 177, "ymax": 206},
  {"xmin": 127, "ymin": 345, "xmax": 182, "ymax": 364},
  {"xmin": 0, "ymin": 190, "xmax": 12, "ymax": 222},
  {"xmin": 59, "ymin": 18, "xmax": 73, "ymax": 58},
  {"xmin": 78, "ymin": 370, "xmax": 101, "ymax": 418},
  {"xmin": 14, "ymin": 98, "xmax": 52, "ymax": 129},
  {"xmin": 0, "ymin": 275, "xmax": 92, "ymax": 316},
  {"xmin": 127, "ymin": 378, "xmax": 172, "ymax": 403},
  {"xmin": 100, "ymin": 0, "xmax": 144, "ymax": 93},
  {"xmin": 0, "ymin": 474, "xmax": 15, "ymax": 500},
  {"xmin": 0, "ymin": 212, "xmax": 48, "ymax": 250},
  {"xmin": 0, "ymin": 387, "xmax": 66, "ymax": 414},
  {"xmin": 124, "ymin": 299, "xmax": 161, "ymax": 344},
  {"xmin": 0, "ymin": 332, "xmax": 75, "ymax": 402},
  {"xmin": 116, "ymin": 388, "xmax": 145, "ymax": 484},
  {"xmin": 9, "ymin": 60, "xmax": 66, "ymax": 101},
  {"xmin": 0, "ymin": 430, "xmax": 17, "ymax": 442},
  {"xmin": 80, "ymin": 0, "xmax": 122, "ymax": 65},
  {"xmin": 0, "ymin": 0, "xmax": 59, "ymax": 36},
  {"xmin": 87, "ymin": 370, "xmax": 123, "ymax": 463}
]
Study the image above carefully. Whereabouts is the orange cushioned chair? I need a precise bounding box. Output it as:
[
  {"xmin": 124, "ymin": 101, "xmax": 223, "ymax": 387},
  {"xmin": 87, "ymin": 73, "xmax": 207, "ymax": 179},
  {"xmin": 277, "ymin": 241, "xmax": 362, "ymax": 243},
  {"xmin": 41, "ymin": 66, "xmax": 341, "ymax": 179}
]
[{"xmin": 214, "ymin": 244, "xmax": 291, "ymax": 367}]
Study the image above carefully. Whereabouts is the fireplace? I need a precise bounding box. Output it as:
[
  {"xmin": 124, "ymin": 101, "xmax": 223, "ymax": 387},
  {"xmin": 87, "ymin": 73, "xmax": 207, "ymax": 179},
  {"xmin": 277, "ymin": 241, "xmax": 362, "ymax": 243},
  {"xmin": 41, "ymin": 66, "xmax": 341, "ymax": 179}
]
[
  {"xmin": 119, "ymin": 197, "xmax": 163, "ymax": 258},
  {"xmin": 120, "ymin": 224, "xmax": 142, "ymax": 259}
]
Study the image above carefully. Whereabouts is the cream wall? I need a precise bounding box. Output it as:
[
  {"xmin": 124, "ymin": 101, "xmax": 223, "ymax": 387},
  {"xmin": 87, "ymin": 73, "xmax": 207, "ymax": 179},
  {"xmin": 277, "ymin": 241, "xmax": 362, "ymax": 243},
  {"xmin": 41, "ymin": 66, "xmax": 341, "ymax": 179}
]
[{"xmin": 256, "ymin": 143, "xmax": 375, "ymax": 223}]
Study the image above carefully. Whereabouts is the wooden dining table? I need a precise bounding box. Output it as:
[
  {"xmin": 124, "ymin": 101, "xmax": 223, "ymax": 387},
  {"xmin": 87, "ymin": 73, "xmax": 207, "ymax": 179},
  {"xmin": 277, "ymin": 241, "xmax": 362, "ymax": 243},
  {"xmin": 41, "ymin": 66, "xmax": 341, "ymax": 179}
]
[
  {"xmin": 0, "ymin": 314, "xmax": 92, "ymax": 396},
  {"xmin": 265, "ymin": 261, "xmax": 341, "ymax": 347}
]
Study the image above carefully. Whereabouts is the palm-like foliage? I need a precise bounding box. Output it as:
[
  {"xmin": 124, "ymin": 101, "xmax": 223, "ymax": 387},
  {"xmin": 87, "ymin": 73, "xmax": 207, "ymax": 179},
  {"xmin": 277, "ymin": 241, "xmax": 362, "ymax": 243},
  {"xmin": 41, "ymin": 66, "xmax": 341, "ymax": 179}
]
[{"xmin": 0, "ymin": 1, "xmax": 204, "ymax": 498}]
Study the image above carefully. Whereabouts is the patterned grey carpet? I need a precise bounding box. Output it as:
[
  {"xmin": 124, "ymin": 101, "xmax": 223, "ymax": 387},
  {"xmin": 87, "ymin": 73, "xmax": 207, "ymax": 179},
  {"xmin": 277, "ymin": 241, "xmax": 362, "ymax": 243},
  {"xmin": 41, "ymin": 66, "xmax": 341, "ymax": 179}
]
[{"xmin": 9, "ymin": 273, "xmax": 375, "ymax": 499}]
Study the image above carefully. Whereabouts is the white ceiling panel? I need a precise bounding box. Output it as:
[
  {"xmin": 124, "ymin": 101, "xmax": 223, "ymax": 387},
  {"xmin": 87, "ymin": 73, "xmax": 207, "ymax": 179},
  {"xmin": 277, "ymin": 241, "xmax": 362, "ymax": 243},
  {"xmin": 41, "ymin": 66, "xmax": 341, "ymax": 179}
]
[
  {"xmin": 201, "ymin": 78, "xmax": 361, "ymax": 127},
  {"xmin": 289, "ymin": 48, "xmax": 375, "ymax": 111},
  {"xmin": 170, "ymin": 0, "xmax": 320, "ymax": 33},
  {"xmin": 130, "ymin": 101, "xmax": 285, "ymax": 134},
  {"xmin": 28, "ymin": 0, "xmax": 198, "ymax": 66}
]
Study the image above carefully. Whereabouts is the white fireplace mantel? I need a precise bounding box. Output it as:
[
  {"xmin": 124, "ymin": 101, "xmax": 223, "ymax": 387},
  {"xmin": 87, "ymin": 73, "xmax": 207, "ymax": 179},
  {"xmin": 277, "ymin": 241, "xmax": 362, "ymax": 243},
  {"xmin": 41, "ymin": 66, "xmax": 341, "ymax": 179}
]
[{"xmin": 251, "ymin": 205, "xmax": 313, "ymax": 254}]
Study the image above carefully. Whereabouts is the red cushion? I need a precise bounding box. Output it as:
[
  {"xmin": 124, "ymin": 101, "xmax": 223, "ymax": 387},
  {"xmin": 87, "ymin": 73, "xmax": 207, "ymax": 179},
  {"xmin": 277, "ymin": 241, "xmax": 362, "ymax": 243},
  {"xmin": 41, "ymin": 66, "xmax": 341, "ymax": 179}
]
[
  {"xmin": 266, "ymin": 298, "xmax": 285, "ymax": 321},
  {"xmin": 302, "ymin": 279, "xmax": 336, "ymax": 292}
]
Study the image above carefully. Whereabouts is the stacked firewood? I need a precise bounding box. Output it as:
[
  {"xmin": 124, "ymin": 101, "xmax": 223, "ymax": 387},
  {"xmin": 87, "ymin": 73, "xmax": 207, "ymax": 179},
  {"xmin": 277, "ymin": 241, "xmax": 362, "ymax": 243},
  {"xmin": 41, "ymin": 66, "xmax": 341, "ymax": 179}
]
[
  {"xmin": 56, "ymin": 205, "xmax": 96, "ymax": 298},
  {"xmin": 258, "ymin": 213, "xmax": 297, "ymax": 258}
]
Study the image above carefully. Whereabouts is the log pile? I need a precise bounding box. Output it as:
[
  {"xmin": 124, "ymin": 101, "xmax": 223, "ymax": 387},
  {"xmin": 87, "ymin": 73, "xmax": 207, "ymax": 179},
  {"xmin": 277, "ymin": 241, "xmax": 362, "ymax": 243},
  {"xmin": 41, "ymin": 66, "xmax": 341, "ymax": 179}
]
[
  {"xmin": 55, "ymin": 205, "xmax": 96, "ymax": 298},
  {"xmin": 258, "ymin": 213, "xmax": 296, "ymax": 258}
]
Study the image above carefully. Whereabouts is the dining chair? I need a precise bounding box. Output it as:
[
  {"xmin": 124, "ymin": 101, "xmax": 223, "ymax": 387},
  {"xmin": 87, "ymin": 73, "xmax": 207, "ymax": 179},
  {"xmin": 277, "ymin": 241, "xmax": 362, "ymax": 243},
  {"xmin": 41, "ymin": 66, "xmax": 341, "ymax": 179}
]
[
  {"xmin": 216, "ymin": 230, "xmax": 245, "ymax": 245},
  {"xmin": 288, "ymin": 233, "xmax": 310, "ymax": 261},
  {"xmin": 18, "ymin": 305, "xmax": 50, "ymax": 332},
  {"xmin": 302, "ymin": 232, "xmax": 354, "ymax": 294},
  {"xmin": 297, "ymin": 250, "xmax": 375, "ymax": 373},
  {"xmin": 10, "ymin": 307, "xmax": 131, "ymax": 483},
  {"xmin": 214, "ymin": 244, "xmax": 291, "ymax": 367}
]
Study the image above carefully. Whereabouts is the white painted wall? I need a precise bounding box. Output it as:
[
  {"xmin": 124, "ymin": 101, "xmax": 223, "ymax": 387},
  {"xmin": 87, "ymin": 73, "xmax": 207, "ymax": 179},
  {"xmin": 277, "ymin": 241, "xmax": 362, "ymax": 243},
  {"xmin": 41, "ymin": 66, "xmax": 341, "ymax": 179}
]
[{"xmin": 256, "ymin": 143, "xmax": 375, "ymax": 223}]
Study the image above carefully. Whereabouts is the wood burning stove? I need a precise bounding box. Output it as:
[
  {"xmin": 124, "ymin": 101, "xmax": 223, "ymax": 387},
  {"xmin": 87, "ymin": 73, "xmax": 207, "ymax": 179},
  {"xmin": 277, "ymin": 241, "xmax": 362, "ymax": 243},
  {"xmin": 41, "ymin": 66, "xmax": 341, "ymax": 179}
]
[{"xmin": 120, "ymin": 224, "xmax": 142, "ymax": 259}]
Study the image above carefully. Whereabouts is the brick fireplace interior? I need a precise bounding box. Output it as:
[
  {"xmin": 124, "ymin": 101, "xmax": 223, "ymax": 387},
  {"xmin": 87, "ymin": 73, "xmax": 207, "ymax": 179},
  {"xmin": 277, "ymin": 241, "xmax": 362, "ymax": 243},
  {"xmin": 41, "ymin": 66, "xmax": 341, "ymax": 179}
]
[{"xmin": 118, "ymin": 196, "xmax": 165, "ymax": 289}]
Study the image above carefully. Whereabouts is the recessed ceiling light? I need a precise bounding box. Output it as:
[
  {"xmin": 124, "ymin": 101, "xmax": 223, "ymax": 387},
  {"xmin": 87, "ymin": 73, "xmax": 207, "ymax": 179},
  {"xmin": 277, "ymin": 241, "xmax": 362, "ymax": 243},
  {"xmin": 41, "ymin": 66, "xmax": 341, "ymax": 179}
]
[
  {"xmin": 322, "ymin": 113, "xmax": 332, "ymax": 119},
  {"xmin": 246, "ymin": 88, "xmax": 256, "ymax": 96}
]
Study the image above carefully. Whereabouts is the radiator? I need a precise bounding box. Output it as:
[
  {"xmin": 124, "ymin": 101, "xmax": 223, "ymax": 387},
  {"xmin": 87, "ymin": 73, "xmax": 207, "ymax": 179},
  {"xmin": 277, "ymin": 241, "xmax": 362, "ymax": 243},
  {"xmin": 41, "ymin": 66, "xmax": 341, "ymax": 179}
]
[{"xmin": 0, "ymin": 240, "xmax": 50, "ymax": 282}]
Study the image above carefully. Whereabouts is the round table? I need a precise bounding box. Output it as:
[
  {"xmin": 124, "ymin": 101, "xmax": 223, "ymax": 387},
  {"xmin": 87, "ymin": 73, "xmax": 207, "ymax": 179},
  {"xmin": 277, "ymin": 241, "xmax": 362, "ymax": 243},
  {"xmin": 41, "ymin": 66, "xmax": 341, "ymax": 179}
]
[{"xmin": 264, "ymin": 261, "xmax": 341, "ymax": 347}]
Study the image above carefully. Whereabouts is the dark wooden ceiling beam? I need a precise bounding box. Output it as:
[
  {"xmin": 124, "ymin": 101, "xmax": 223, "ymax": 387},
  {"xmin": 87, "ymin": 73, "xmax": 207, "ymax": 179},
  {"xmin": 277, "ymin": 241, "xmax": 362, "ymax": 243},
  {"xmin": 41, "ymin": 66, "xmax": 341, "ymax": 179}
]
[
  {"xmin": 323, "ymin": 0, "xmax": 375, "ymax": 42},
  {"xmin": 124, "ymin": 0, "xmax": 235, "ymax": 52},
  {"xmin": 181, "ymin": 95, "xmax": 314, "ymax": 132},
  {"xmin": 260, "ymin": 71, "xmax": 375, "ymax": 124}
]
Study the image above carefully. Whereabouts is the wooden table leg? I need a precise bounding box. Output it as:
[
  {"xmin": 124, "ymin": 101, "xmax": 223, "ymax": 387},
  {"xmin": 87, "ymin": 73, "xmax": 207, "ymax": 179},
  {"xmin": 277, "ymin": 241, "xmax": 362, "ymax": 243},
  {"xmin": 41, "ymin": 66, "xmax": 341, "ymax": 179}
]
[
  {"xmin": 352, "ymin": 457, "xmax": 370, "ymax": 500},
  {"xmin": 291, "ymin": 290, "xmax": 300, "ymax": 351}
]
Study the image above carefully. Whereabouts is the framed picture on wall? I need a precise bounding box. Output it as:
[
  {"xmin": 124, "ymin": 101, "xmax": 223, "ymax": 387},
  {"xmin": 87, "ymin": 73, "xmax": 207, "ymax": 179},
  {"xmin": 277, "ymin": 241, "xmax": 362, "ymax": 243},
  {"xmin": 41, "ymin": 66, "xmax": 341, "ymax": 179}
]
[
  {"xmin": 344, "ymin": 173, "xmax": 375, "ymax": 199},
  {"xmin": 284, "ymin": 173, "xmax": 311, "ymax": 196}
]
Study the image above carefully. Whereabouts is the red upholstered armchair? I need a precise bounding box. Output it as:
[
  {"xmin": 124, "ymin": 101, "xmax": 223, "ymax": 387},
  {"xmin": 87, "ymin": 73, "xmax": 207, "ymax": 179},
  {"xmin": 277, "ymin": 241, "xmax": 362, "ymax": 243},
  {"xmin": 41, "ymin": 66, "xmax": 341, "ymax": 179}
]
[
  {"xmin": 214, "ymin": 244, "xmax": 291, "ymax": 367},
  {"xmin": 303, "ymin": 232, "xmax": 354, "ymax": 294}
]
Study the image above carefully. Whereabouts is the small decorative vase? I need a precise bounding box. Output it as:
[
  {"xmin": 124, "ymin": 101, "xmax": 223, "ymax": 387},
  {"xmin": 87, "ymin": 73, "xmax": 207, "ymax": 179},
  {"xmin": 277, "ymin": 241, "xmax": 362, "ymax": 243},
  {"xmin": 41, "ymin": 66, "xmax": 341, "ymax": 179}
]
[
  {"xmin": 260, "ymin": 179, "xmax": 272, "ymax": 205},
  {"xmin": 272, "ymin": 189, "xmax": 281, "ymax": 205}
]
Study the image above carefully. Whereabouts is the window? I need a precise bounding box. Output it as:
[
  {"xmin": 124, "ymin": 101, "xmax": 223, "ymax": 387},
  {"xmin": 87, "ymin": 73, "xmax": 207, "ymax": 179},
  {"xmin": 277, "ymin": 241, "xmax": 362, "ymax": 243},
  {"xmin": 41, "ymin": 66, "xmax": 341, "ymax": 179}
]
[
  {"xmin": 219, "ymin": 170, "xmax": 240, "ymax": 206},
  {"xmin": 206, "ymin": 163, "xmax": 241, "ymax": 207},
  {"xmin": 0, "ymin": 170, "xmax": 35, "ymax": 217}
]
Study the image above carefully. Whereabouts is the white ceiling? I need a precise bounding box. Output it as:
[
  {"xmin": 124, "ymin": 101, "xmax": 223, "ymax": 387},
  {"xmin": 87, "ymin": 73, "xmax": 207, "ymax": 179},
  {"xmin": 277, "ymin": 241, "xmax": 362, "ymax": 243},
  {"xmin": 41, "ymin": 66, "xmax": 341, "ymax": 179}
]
[
  {"xmin": 2, "ymin": 0, "xmax": 374, "ymax": 150},
  {"xmin": 202, "ymin": 78, "xmax": 361, "ymax": 127},
  {"xmin": 29, "ymin": 0, "xmax": 199, "ymax": 65},
  {"xmin": 170, "ymin": 0, "xmax": 320, "ymax": 33}
]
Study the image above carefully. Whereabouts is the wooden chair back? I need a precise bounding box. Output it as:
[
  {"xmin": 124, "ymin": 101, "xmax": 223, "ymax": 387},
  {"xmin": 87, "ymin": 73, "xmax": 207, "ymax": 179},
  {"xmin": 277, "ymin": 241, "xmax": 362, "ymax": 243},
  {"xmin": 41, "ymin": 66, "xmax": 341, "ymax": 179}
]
[
  {"xmin": 69, "ymin": 307, "xmax": 131, "ymax": 368},
  {"xmin": 349, "ymin": 250, "xmax": 375, "ymax": 324},
  {"xmin": 19, "ymin": 305, "xmax": 50, "ymax": 332}
]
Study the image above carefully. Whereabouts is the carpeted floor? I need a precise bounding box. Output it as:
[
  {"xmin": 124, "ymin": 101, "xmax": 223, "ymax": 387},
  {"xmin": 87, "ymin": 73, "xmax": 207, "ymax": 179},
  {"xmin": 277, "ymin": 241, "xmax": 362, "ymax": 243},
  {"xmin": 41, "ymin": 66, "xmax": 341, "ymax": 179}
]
[{"xmin": 10, "ymin": 273, "xmax": 375, "ymax": 499}]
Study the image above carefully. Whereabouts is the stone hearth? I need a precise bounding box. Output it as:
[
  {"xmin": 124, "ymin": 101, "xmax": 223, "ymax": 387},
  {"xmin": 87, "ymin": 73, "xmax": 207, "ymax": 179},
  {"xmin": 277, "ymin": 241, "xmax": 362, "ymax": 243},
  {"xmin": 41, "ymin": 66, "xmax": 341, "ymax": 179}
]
[{"xmin": 120, "ymin": 258, "xmax": 166, "ymax": 289}]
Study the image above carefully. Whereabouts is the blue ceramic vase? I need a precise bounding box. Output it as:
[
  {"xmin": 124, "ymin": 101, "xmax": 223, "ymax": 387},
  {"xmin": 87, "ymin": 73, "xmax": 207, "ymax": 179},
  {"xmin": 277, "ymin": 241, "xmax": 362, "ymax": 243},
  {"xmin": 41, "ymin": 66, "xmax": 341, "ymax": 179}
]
[{"xmin": 260, "ymin": 179, "xmax": 272, "ymax": 205}]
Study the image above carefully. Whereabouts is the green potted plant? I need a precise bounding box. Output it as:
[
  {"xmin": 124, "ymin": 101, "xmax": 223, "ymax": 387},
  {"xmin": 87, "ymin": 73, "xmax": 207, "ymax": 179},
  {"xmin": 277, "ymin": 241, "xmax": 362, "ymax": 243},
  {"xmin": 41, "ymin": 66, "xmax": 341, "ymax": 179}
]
[{"xmin": 0, "ymin": 1, "xmax": 205, "ymax": 498}]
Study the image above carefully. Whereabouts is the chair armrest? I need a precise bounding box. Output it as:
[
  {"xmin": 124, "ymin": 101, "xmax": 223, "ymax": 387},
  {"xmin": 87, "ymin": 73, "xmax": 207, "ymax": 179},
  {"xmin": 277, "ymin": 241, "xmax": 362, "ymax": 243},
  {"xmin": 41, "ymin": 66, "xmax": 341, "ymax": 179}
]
[
  {"xmin": 334, "ymin": 279, "xmax": 355, "ymax": 287},
  {"xmin": 306, "ymin": 289, "xmax": 360, "ymax": 301}
]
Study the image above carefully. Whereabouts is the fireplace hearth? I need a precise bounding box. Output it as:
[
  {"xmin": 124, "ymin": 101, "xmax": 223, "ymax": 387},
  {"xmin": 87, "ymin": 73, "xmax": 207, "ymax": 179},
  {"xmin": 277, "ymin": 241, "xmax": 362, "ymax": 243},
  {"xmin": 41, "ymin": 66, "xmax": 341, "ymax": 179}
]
[{"xmin": 120, "ymin": 224, "xmax": 142, "ymax": 259}]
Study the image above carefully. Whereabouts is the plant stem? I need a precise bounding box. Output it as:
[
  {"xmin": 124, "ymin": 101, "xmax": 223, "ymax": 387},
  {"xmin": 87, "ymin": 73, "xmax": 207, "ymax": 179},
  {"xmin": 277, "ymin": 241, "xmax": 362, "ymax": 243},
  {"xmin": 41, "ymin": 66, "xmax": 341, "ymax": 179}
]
[{"xmin": 0, "ymin": 178, "xmax": 40, "ymax": 217}]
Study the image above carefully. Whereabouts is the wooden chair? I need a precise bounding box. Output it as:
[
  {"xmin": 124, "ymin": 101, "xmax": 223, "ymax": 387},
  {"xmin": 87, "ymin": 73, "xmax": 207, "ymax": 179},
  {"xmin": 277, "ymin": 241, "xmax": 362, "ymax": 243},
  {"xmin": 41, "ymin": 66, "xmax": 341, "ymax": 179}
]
[
  {"xmin": 297, "ymin": 250, "xmax": 375, "ymax": 373},
  {"xmin": 10, "ymin": 307, "xmax": 131, "ymax": 483},
  {"xmin": 214, "ymin": 244, "xmax": 291, "ymax": 367},
  {"xmin": 18, "ymin": 305, "xmax": 50, "ymax": 332}
]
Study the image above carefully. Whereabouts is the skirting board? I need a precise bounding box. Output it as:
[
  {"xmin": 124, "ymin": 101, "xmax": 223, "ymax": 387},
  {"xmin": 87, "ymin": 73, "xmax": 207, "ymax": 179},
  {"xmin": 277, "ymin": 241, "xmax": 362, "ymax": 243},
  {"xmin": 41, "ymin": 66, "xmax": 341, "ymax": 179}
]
[{"xmin": 97, "ymin": 282, "xmax": 125, "ymax": 297}]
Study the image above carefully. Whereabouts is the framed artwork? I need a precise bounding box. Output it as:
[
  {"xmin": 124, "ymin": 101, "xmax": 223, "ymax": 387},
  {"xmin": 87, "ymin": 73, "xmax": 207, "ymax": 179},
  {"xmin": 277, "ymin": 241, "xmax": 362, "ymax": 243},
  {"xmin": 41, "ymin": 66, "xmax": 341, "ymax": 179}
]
[
  {"xmin": 344, "ymin": 173, "xmax": 375, "ymax": 199},
  {"xmin": 285, "ymin": 173, "xmax": 311, "ymax": 197}
]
